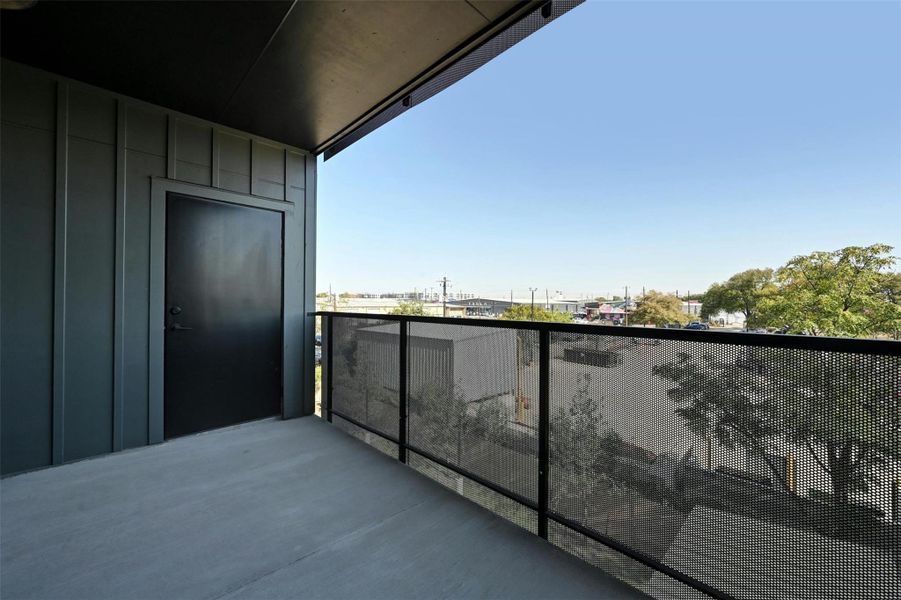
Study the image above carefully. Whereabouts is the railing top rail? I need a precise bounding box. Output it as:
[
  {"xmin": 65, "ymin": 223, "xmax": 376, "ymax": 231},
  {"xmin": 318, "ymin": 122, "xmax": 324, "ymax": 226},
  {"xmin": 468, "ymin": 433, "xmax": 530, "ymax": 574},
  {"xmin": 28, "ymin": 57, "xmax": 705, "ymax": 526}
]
[{"xmin": 314, "ymin": 311, "xmax": 900, "ymax": 355}]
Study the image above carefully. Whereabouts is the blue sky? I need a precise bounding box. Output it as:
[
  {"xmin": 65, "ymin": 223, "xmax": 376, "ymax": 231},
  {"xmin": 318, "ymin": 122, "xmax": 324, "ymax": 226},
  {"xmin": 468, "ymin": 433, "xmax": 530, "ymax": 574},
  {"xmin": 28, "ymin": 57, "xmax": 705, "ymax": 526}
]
[{"xmin": 317, "ymin": 0, "xmax": 901, "ymax": 299}]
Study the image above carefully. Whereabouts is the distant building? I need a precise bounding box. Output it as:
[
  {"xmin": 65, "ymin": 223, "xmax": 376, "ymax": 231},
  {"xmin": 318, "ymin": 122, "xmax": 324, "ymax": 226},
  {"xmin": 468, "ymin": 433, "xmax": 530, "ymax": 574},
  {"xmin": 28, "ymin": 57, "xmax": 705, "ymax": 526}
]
[
  {"xmin": 446, "ymin": 297, "xmax": 579, "ymax": 318},
  {"xmin": 582, "ymin": 301, "xmax": 630, "ymax": 322},
  {"xmin": 682, "ymin": 300, "xmax": 702, "ymax": 316},
  {"xmin": 447, "ymin": 298, "xmax": 513, "ymax": 317}
]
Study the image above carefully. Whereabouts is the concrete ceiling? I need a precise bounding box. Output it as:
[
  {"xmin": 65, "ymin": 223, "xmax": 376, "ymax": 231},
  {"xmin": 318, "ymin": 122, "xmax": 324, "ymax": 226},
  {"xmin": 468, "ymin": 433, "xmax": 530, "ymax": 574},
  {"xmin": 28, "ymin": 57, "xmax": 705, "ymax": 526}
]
[{"xmin": 1, "ymin": 0, "xmax": 545, "ymax": 154}]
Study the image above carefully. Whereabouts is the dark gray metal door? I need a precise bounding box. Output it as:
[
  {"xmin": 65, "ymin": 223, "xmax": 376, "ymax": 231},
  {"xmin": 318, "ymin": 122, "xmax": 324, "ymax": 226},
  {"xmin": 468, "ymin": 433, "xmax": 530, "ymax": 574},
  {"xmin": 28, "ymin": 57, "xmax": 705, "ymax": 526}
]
[{"xmin": 164, "ymin": 193, "xmax": 283, "ymax": 439}]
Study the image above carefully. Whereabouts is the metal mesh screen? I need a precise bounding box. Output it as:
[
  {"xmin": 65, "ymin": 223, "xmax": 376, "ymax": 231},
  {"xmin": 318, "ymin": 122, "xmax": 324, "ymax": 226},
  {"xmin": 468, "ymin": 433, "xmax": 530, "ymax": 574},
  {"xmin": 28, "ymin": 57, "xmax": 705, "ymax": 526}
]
[
  {"xmin": 407, "ymin": 322, "xmax": 539, "ymax": 506},
  {"xmin": 323, "ymin": 313, "xmax": 899, "ymax": 600},
  {"xmin": 408, "ymin": 451, "xmax": 538, "ymax": 534},
  {"xmin": 334, "ymin": 415, "xmax": 399, "ymax": 459},
  {"xmin": 548, "ymin": 520, "xmax": 706, "ymax": 600},
  {"xmin": 331, "ymin": 317, "xmax": 399, "ymax": 439},
  {"xmin": 549, "ymin": 332, "xmax": 900, "ymax": 600}
]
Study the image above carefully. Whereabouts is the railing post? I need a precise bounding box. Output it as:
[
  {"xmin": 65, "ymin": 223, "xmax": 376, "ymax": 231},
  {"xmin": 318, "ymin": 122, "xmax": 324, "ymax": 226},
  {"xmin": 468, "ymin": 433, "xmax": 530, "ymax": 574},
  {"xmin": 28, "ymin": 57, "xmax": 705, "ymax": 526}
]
[
  {"xmin": 325, "ymin": 315, "xmax": 333, "ymax": 423},
  {"xmin": 538, "ymin": 327, "xmax": 549, "ymax": 539},
  {"xmin": 398, "ymin": 317, "xmax": 408, "ymax": 463}
]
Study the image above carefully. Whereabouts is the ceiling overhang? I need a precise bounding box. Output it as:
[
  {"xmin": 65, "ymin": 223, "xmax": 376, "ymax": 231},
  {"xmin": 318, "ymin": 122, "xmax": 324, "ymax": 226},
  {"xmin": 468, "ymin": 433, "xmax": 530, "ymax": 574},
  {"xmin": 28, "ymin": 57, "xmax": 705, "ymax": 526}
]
[{"xmin": 1, "ymin": 0, "xmax": 582, "ymax": 156}]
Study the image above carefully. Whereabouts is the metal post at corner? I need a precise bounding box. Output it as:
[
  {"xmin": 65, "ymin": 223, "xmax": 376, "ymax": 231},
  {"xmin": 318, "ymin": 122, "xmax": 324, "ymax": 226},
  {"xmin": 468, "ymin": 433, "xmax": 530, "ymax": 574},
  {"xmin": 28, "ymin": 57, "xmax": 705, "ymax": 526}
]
[
  {"xmin": 538, "ymin": 328, "xmax": 549, "ymax": 539},
  {"xmin": 398, "ymin": 316, "xmax": 408, "ymax": 463},
  {"xmin": 326, "ymin": 315, "xmax": 333, "ymax": 423}
]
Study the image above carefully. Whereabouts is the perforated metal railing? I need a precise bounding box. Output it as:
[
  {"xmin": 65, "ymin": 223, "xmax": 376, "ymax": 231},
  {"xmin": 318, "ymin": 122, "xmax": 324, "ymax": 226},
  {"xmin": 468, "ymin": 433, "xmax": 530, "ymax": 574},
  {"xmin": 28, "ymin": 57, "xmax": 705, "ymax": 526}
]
[{"xmin": 319, "ymin": 312, "xmax": 900, "ymax": 600}]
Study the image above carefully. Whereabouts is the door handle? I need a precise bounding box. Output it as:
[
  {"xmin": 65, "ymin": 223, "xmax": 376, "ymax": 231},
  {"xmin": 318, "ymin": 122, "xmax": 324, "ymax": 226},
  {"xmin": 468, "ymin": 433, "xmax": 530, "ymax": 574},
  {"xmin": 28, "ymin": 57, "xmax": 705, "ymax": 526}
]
[{"xmin": 169, "ymin": 323, "xmax": 193, "ymax": 331}]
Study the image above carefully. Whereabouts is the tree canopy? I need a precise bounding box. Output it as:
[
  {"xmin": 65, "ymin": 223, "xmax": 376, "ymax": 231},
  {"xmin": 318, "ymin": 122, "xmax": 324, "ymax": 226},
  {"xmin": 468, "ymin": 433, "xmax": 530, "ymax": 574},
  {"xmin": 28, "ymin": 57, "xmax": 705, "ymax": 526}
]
[
  {"xmin": 629, "ymin": 290, "xmax": 687, "ymax": 326},
  {"xmin": 698, "ymin": 244, "xmax": 899, "ymax": 337},
  {"xmin": 388, "ymin": 300, "xmax": 428, "ymax": 316},
  {"xmin": 549, "ymin": 374, "xmax": 629, "ymax": 521},
  {"xmin": 757, "ymin": 244, "xmax": 900, "ymax": 337},
  {"xmin": 500, "ymin": 304, "xmax": 573, "ymax": 323},
  {"xmin": 653, "ymin": 349, "xmax": 900, "ymax": 505},
  {"xmin": 700, "ymin": 268, "xmax": 775, "ymax": 328}
]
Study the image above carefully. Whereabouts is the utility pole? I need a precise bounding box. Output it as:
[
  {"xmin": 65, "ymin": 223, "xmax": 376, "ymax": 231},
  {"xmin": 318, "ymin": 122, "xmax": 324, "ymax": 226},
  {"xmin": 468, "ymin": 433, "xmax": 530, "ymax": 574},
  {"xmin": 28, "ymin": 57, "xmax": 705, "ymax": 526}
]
[
  {"xmin": 545, "ymin": 289, "xmax": 549, "ymax": 309},
  {"xmin": 529, "ymin": 287, "xmax": 538, "ymax": 320},
  {"xmin": 437, "ymin": 276, "xmax": 451, "ymax": 317},
  {"xmin": 624, "ymin": 285, "xmax": 629, "ymax": 326}
]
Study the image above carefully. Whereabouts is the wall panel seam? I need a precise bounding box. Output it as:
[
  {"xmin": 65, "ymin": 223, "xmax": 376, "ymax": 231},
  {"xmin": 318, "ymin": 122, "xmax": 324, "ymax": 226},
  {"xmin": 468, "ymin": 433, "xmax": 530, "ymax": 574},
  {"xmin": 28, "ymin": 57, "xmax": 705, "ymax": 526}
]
[
  {"xmin": 219, "ymin": 167, "xmax": 252, "ymax": 177},
  {"xmin": 166, "ymin": 115, "xmax": 176, "ymax": 178},
  {"xmin": 113, "ymin": 99, "xmax": 127, "ymax": 452},
  {"xmin": 65, "ymin": 133, "xmax": 115, "ymax": 147},
  {"xmin": 173, "ymin": 158, "xmax": 213, "ymax": 169},
  {"xmin": 211, "ymin": 129, "xmax": 220, "ymax": 188},
  {"xmin": 0, "ymin": 119, "xmax": 55, "ymax": 134},
  {"xmin": 124, "ymin": 147, "xmax": 166, "ymax": 160},
  {"xmin": 52, "ymin": 81, "xmax": 69, "ymax": 464}
]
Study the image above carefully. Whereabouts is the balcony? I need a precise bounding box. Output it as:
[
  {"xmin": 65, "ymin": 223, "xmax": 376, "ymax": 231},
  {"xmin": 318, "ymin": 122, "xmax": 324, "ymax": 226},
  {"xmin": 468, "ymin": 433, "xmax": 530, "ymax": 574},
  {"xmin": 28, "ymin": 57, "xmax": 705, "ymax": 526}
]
[
  {"xmin": 318, "ymin": 312, "xmax": 900, "ymax": 600},
  {"xmin": 1, "ymin": 417, "xmax": 642, "ymax": 600},
  {"xmin": 1, "ymin": 3, "xmax": 898, "ymax": 599}
]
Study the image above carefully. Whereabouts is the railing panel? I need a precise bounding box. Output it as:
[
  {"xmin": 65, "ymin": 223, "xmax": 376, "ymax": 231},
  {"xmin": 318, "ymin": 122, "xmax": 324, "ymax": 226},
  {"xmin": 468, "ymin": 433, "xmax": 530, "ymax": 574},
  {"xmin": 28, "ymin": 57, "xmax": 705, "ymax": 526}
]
[
  {"xmin": 549, "ymin": 331, "xmax": 899, "ymax": 600},
  {"xmin": 318, "ymin": 312, "xmax": 900, "ymax": 600},
  {"xmin": 407, "ymin": 322, "xmax": 540, "ymax": 507},
  {"xmin": 331, "ymin": 317, "xmax": 400, "ymax": 440}
]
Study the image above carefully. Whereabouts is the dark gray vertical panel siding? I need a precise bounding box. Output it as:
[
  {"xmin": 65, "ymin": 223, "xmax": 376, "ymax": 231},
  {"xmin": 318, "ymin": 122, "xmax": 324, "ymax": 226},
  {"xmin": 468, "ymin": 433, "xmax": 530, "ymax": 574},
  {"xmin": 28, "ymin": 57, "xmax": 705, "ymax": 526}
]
[
  {"xmin": 0, "ymin": 62, "xmax": 57, "ymax": 474},
  {"xmin": 219, "ymin": 132, "xmax": 251, "ymax": 194},
  {"xmin": 283, "ymin": 153, "xmax": 303, "ymax": 417},
  {"xmin": 52, "ymin": 83, "xmax": 68, "ymax": 465},
  {"xmin": 287, "ymin": 151, "xmax": 306, "ymax": 192},
  {"xmin": 123, "ymin": 151, "xmax": 166, "ymax": 448},
  {"xmin": 252, "ymin": 141, "xmax": 286, "ymax": 200},
  {"xmin": 0, "ymin": 61, "xmax": 56, "ymax": 129},
  {"xmin": 63, "ymin": 88, "xmax": 117, "ymax": 461},
  {"xmin": 114, "ymin": 100, "xmax": 126, "ymax": 451},
  {"xmin": 0, "ymin": 122, "xmax": 56, "ymax": 474},
  {"xmin": 122, "ymin": 105, "xmax": 168, "ymax": 449},
  {"xmin": 302, "ymin": 156, "xmax": 316, "ymax": 415},
  {"xmin": 1, "ymin": 60, "xmax": 313, "ymax": 473},
  {"xmin": 68, "ymin": 87, "xmax": 116, "ymax": 144},
  {"xmin": 174, "ymin": 119, "xmax": 212, "ymax": 186},
  {"xmin": 126, "ymin": 105, "xmax": 168, "ymax": 156}
]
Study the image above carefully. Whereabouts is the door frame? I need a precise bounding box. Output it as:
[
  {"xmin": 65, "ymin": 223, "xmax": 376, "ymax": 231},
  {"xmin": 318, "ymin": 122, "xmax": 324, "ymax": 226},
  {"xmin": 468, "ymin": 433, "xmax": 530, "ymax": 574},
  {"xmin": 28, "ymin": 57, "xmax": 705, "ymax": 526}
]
[{"xmin": 148, "ymin": 178, "xmax": 305, "ymax": 444}]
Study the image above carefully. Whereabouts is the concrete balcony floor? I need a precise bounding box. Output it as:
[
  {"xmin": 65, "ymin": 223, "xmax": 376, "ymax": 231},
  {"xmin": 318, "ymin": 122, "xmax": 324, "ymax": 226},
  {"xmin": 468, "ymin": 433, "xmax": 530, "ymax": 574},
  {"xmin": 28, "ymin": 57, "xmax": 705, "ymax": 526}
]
[{"xmin": 1, "ymin": 417, "xmax": 645, "ymax": 599}]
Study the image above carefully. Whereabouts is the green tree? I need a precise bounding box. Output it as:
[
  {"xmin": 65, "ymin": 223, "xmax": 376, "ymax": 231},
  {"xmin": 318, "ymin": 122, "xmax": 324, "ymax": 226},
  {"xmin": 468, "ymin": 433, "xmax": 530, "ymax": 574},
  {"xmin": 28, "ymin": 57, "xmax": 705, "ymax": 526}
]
[
  {"xmin": 409, "ymin": 382, "xmax": 507, "ymax": 467},
  {"xmin": 629, "ymin": 290, "xmax": 687, "ymax": 327},
  {"xmin": 699, "ymin": 268, "xmax": 775, "ymax": 328},
  {"xmin": 500, "ymin": 304, "xmax": 573, "ymax": 323},
  {"xmin": 653, "ymin": 350, "xmax": 900, "ymax": 505},
  {"xmin": 389, "ymin": 300, "xmax": 427, "ymax": 316},
  {"xmin": 759, "ymin": 244, "xmax": 900, "ymax": 336},
  {"xmin": 331, "ymin": 327, "xmax": 397, "ymax": 431},
  {"xmin": 550, "ymin": 374, "xmax": 632, "ymax": 523}
]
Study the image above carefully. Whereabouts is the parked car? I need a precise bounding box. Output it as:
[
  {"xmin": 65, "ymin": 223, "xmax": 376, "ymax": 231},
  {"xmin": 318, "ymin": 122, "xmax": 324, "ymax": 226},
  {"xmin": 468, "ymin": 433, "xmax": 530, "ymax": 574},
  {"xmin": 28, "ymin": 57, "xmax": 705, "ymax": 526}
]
[{"xmin": 684, "ymin": 321, "xmax": 709, "ymax": 330}]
